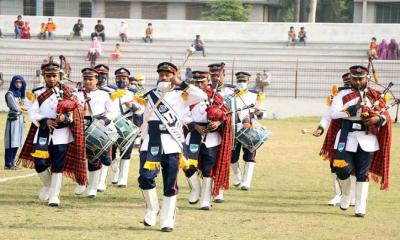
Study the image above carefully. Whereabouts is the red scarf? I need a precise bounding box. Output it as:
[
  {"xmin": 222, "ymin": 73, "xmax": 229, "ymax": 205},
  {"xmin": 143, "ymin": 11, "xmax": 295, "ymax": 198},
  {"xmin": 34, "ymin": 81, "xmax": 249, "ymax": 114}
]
[
  {"xmin": 320, "ymin": 88, "xmax": 392, "ymax": 190},
  {"xmin": 17, "ymin": 85, "xmax": 87, "ymax": 185}
]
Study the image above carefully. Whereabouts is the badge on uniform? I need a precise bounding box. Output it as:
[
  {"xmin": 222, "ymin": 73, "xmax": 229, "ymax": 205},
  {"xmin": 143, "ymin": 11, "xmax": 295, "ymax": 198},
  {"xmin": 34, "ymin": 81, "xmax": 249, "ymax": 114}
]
[
  {"xmin": 189, "ymin": 144, "xmax": 199, "ymax": 153},
  {"xmin": 39, "ymin": 137, "xmax": 48, "ymax": 146},
  {"xmin": 158, "ymin": 105, "xmax": 168, "ymax": 113},
  {"xmin": 338, "ymin": 142, "xmax": 345, "ymax": 152},
  {"xmin": 150, "ymin": 146, "xmax": 160, "ymax": 156}
]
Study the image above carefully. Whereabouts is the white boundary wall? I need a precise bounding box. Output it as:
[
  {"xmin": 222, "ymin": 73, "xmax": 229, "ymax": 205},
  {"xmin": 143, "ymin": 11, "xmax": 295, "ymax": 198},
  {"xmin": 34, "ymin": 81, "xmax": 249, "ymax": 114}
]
[{"xmin": 1, "ymin": 15, "xmax": 400, "ymax": 42}]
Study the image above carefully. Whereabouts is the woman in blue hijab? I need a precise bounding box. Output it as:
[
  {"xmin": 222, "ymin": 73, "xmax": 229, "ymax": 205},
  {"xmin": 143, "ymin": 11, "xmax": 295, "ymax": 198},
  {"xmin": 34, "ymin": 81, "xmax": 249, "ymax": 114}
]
[{"xmin": 4, "ymin": 75, "xmax": 27, "ymax": 170}]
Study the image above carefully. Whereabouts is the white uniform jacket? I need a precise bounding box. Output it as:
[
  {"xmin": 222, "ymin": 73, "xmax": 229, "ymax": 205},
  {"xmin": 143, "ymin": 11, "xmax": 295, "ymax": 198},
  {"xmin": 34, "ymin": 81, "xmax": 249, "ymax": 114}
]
[
  {"xmin": 185, "ymin": 99, "xmax": 221, "ymax": 148},
  {"xmin": 330, "ymin": 89, "xmax": 379, "ymax": 153},
  {"xmin": 140, "ymin": 85, "xmax": 208, "ymax": 154},
  {"xmin": 74, "ymin": 88, "xmax": 114, "ymax": 120},
  {"xmin": 28, "ymin": 87, "xmax": 73, "ymax": 145}
]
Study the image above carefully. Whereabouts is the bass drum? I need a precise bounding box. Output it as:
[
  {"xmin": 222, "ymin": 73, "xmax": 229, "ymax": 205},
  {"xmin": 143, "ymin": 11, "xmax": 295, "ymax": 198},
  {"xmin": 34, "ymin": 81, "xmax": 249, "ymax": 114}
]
[
  {"xmin": 235, "ymin": 122, "xmax": 271, "ymax": 153},
  {"xmin": 85, "ymin": 120, "xmax": 118, "ymax": 164},
  {"xmin": 113, "ymin": 115, "xmax": 140, "ymax": 153}
]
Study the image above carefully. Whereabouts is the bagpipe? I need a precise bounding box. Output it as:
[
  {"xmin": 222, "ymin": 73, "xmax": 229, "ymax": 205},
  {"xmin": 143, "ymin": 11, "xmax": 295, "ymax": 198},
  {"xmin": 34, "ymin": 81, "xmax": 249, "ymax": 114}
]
[{"xmin": 363, "ymin": 57, "xmax": 400, "ymax": 123}]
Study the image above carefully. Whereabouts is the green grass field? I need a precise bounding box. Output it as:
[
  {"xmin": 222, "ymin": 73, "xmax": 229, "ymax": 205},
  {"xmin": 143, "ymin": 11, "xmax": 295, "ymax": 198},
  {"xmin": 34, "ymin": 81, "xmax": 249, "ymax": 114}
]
[{"xmin": 0, "ymin": 114, "xmax": 399, "ymax": 240}]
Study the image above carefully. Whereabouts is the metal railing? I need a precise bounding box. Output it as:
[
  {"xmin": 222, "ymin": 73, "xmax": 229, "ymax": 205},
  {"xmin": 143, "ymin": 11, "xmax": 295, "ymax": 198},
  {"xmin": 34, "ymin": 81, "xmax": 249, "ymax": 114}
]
[{"xmin": 1, "ymin": 55, "xmax": 399, "ymax": 99}]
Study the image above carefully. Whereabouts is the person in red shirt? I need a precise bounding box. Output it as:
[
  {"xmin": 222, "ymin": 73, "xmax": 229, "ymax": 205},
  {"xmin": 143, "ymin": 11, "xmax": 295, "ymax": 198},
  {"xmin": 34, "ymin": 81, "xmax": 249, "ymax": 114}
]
[
  {"xmin": 21, "ymin": 21, "xmax": 31, "ymax": 39},
  {"xmin": 14, "ymin": 15, "xmax": 24, "ymax": 39},
  {"xmin": 368, "ymin": 37, "xmax": 378, "ymax": 59}
]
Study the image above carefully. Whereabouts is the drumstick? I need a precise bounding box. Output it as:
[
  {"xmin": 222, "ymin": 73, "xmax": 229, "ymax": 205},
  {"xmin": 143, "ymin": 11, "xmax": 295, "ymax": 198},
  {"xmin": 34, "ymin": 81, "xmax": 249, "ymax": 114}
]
[{"xmin": 301, "ymin": 129, "xmax": 313, "ymax": 135}]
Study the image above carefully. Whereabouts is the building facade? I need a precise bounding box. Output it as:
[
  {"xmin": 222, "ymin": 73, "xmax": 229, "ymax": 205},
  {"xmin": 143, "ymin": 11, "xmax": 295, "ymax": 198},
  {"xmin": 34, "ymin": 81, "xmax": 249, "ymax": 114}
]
[
  {"xmin": 0, "ymin": 0, "xmax": 282, "ymax": 22},
  {"xmin": 354, "ymin": 0, "xmax": 400, "ymax": 23}
]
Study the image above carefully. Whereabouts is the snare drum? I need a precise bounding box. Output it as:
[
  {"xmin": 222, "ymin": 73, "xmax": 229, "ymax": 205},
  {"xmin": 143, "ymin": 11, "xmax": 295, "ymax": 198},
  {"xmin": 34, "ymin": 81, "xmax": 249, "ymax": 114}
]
[
  {"xmin": 236, "ymin": 123, "xmax": 271, "ymax": 153},
  {"xmin": 85, "ymin": 120, "xmax": 118, "ymax": 164},
  {"xmin": 113, "ymin": 116, "xmax": 140, "ymax": 153}
]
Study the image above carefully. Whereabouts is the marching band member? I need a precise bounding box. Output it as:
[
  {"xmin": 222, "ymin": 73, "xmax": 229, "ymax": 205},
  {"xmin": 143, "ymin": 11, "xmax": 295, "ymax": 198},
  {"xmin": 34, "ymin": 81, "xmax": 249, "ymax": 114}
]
[
  {"xmin": 138, "ymin": 62, "xmax": 207, "ymax": 232},
  {"xmin": 314, "ymin": 73, "xmax": 356, "ymax": 206},
  {"xmin": 326, "ymin": 65, "xmax": 391, "ymax": 217},
  {"xmin": 111, "ymin": 67, "xmax": 143, "ymax": 187},
  {"xmin": 207, "ymin": 63, "xmax": 234, "ymax": 203},
  {"xmin": 18, "ymin": 62, "xmax": 86, "ymax": 207},
  {"xmin": 184, "ymin": 70, "xmax": 232, "ymax": 210},
  {"xmin": 74, "ymin": 68, "xmax": 115, "ymax": 197},
  {"xmin": 230, "ymin": 72, "xmax": 265, "ymax": 191}
]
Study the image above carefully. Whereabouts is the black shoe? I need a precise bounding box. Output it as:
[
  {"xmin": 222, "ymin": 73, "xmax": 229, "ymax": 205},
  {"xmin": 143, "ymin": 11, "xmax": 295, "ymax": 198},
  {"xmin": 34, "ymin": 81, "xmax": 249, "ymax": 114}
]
[
  {"xmin": 48, "ymin": 203, "xmax": 59, "ymax": 207},
  {"xmin": 200, "ymin": 206, "xmax": 210, "ymax": 210},
  {"xmin": 144, "ymin": 220, "xmax": 151, "ymax": 227},
  {"xmin": 161, "ymin": 227, "xmax": 173, "ymax": 232},
  {"xmin": 87, "ymin": 195, "xmax": 95, "ymax": 198},
  {"xmin": 213, "ymin": 199, "xmax": 224, "ymax": 203},
  {"xmin": 189, "ymin": 200, "xmax": 198, "ymax": 205},
  {"xmin": 111, "ymin": 181, "xmax": 118, "ymax": 185},
  {"xmin": 233, "ymin": 183, "xmax": 240, "ymax": 187},
  {"xmin": 241, "ymin": 186, "xmax": 249, "ymax": 191},
  {"xmin": 355, "ymin": 213, "xmax": 365, "ymax": 218},
  {"xmin": 97, "ymin": 189, "xmax": 104, "ymax": 193},
  {"xmin": 340, "ymin": 206, "xmax": 348, "ymax": 211},
  {"xmin": 117, "ymin": 185, "xmax": 127, "ymax": 188},
  {"xmin": 4, "ymin": 165, "xmax": 21, "ymax": 170}
]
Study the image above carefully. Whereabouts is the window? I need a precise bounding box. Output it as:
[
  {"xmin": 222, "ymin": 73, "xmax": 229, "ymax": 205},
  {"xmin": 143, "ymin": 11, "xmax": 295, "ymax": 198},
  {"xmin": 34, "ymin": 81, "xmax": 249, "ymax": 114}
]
[
  {"xmin": 23, "ymin": 0, "xmax": 36, "ymax": 16},
  {"xmin": 142, "ymin": 2, "xmax": 167, "ymax": 19},
  {"xmin": 376, "ymin": 3, "xmax": 400, "ymax": 23},
  {"xmin": 186, "ymin": 3, "xmax": 207, "ymax": 20},
  {"xmin": 79, "ymin": 1, "xmax": 92, "ymax": 18},
  {"xmin": 43, "ymin": 0, "xmax": 54, "ymax": 16},
  {"xmin": 105, "ymin": 1, "xmax": 130, "ymax": 18}
]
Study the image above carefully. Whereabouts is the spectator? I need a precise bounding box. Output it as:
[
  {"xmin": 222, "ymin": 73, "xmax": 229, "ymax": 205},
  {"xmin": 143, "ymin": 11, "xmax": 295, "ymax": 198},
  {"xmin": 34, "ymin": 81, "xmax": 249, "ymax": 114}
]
[
  {"xmin": 68, "ymin": 19, "xmax": 84, "ymax": 41},
  {"xmin": 255, "ymin": 70, "xmax": 271, "ymax": 93},
  {"xmin": 111, "ymin": 43, "xmax": 122, "ymax": 59},
  {"xmin": 4, "ymin": 75, "xmax": 27, "ymax": 170},
  {"xmin": 287, "ymin": 26, "xmax": 296, "ymax": 46},
  {"xmin": 45, "ymin": 18, "xmax": 57, "ymax": 40},
  {"xmin": 38, "ymin": 22, "xmax": 46, "ymax": 40},
  {"xmin": 368, "ymin": 37, "xmax": 378, "ymax": 59},
  {"xmin": 59, "ymin": 55, "xmax": 71, "ymax": 79},
  {"xmin": 21, "ymin": 21, "xmax": 31, "ymax": 39},
  {"xmin": 35, "ymin": 69, "xmax": 44, "ymax": 87},
  {"xmin": 387, "ymin": 39, "xmax": 398, "ymax": 60},
  {"xmin": 378, "ymin": 39, "xmax": 389, "ymax": 60},
  {"xmin": 185, "ymin": 67, "xmax": 192, "ymax": 82},
  {"xmin": 0, "ymin": 27, "xmax": 3, "ymax": 38},
  {"xmin": 192, "ymin": 34, "xmax": 206, "ymax": 57},
  {"xmin": 86, "ymin": 37, "xmax": 102, "ymax": 61},
  {"xmin": 91, "ymin": 19, "xmax": 105, "ymax": 42},
  {"xmin": 298, "ymin": 27, "xmax": 307, "ymax": 46},
  {"xmin": 143, "ymin": 23, "xmax": 153, "ymax": 43},
  {"xmin": 14, "ymin": 15, "xmax": 24, "ymax": 39},
  {"xmin": 119, "ymin": 20, "xmax": 128, "ymax": 42}
]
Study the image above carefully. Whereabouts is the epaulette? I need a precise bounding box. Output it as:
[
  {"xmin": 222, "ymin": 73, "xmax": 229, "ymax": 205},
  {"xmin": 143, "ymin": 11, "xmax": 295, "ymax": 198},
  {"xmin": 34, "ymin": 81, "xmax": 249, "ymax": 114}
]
[
  {"xmin": 134, "ymin": 95, "xmax": 147, "ymax": 106},
  {"xmin": 256, "ymin": 92, "xmax": 266, "ymax": 103},
  {"xmin": 32, "ymin": 86, "xmax": 44, "ymax": 93},
  {"xmin": 110, "ymin": 89, "xmax": 126, "ymax": 101},
  {"xmin": 99, "ymin": 87, "xmax": 112, "ymax": 93}
]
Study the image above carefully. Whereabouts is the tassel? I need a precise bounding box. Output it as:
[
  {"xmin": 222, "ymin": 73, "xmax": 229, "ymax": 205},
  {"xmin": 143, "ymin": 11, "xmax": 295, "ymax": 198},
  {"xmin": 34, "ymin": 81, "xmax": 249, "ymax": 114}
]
[
  {"xmin": 31, "ymin": 150, "xmax": 50, "ymax": 159},
  {"xmin": 179, "ymin": 153, "xmax": 190, "ymax": 170},
  {"xmin": 181, "ymin": 91, "xmax": 189, "ymax": 101},
  {"xmin": 384, "ymin": 93, "xmax": 391, "ymax": 105},
  {"xmin": 144, "ymin": 161, "xmax": 161, "ymax": 170},
  {"xmin": 26, "ymin": 92, "xmax": 36, "ymax": 102},
  {"xmin": 134, "ymin": 95, "xmax": 147, "ymax": 106},
  {"xmin": 331, "ymin": 84, "xmax": 338, "ymax": 96},
  {"xmin": 333, "ymin": 159, "xmax": 349, "ymax": 168},
  {"xmin": 188, "ymin": 159, "xmax": 198, "ymax": 167},
  {"xmin": 257, "ymin": 92, "xmax": 266, "ymax": 104},
  {"xmin": 326, "ymin": 95, "xmax": 333, "ymax": 106},
  {"xmin": 110, "ymin": 89, "xmax": 126, "ymax": 101}
]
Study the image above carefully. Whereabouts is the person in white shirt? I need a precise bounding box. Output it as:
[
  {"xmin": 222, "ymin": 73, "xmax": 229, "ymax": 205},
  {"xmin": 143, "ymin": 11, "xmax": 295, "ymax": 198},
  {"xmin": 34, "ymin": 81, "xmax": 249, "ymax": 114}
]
[
  {"xmin": 18, "ymin": 62, "xmax": 86, "ymax": 207},
  {"xmin": 138, "ymin": 62, "xmax": 207, "ymax": 232},
  {"xmin": 74, "ymin": 68, "xmax": 115, "ymax": 197},
  {"xmin": 119, "ymin": 20, "xmax": 128, "ymax": 42}
]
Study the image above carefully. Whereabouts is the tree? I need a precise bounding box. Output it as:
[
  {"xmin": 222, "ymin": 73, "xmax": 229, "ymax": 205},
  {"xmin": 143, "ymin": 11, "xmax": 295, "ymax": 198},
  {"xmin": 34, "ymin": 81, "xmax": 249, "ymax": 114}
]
[
  {"xmin": 202, "ymin": 0, "xmax": 251, "ymax": 22},
  {"xmin": 316, "ymin": 0, "xmax": 353, "ymax": 23},
  {"xmin": 308, "ymin": 0, "xmax": 318, "ymax": 22}
]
